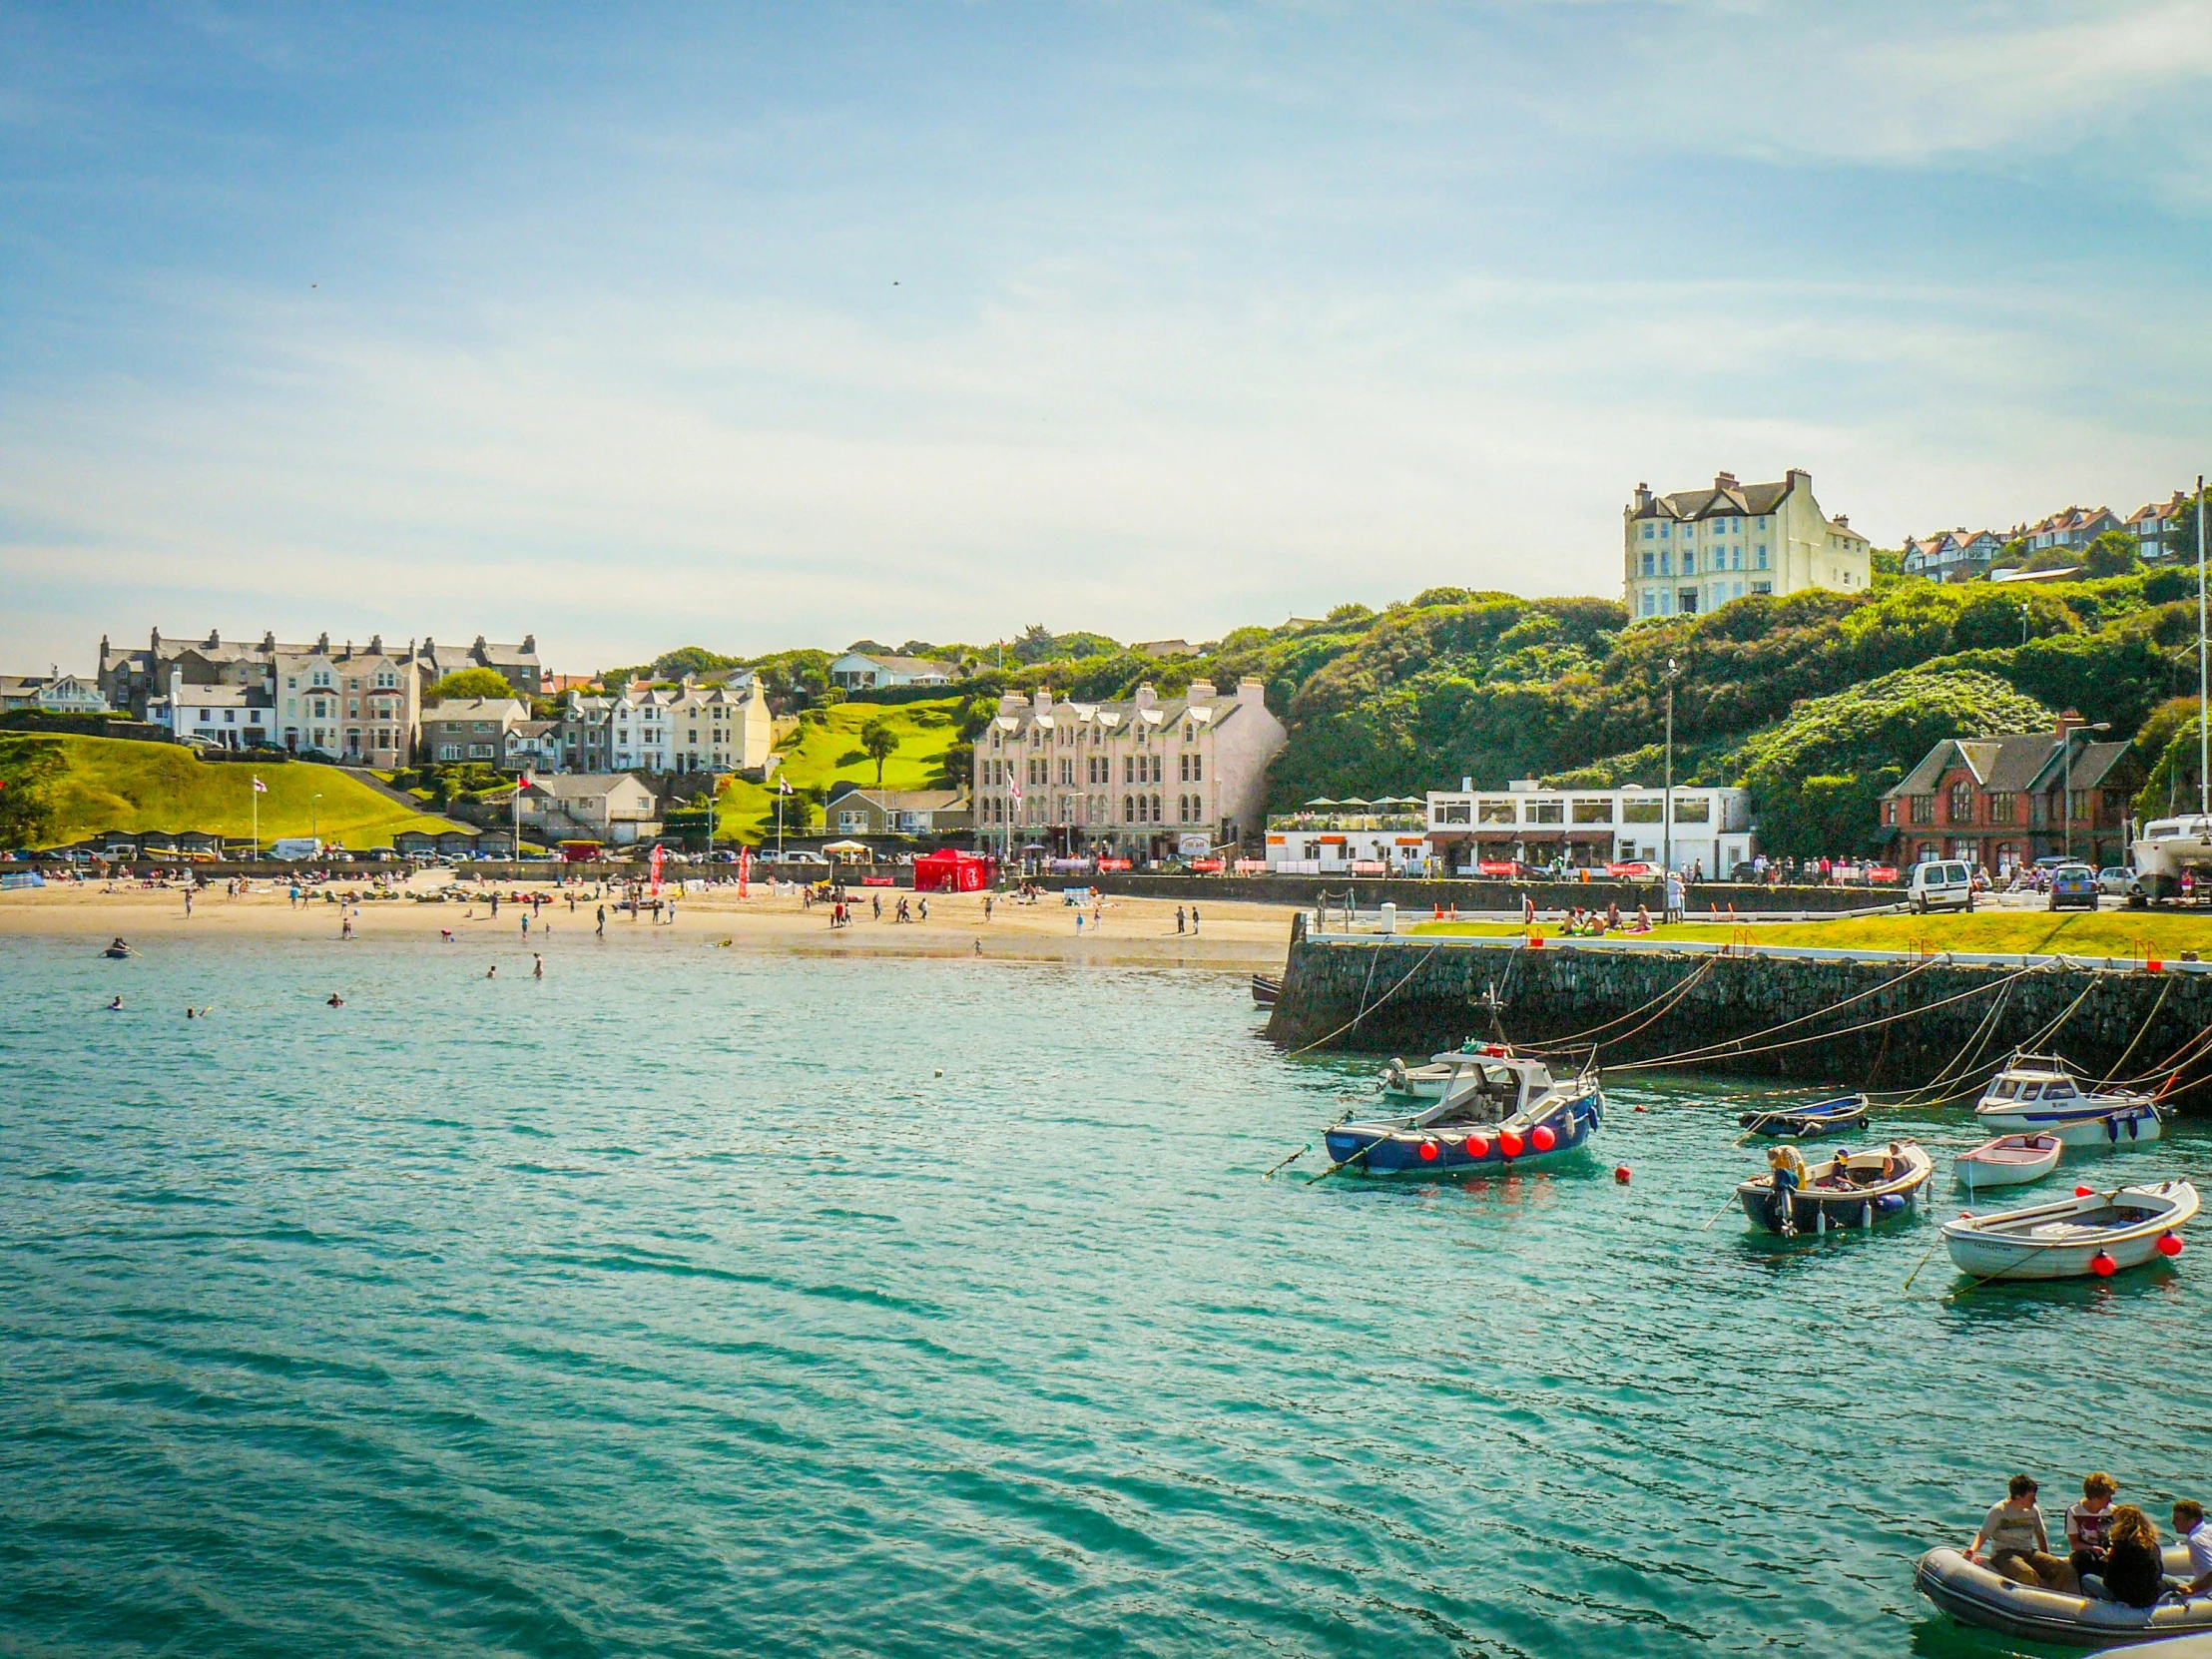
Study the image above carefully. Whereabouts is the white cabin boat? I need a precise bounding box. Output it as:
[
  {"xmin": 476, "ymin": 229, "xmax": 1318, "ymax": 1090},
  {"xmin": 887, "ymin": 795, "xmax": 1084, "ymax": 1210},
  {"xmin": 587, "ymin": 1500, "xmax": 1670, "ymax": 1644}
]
[
  {"xmin": 1972, "ymin": 1056, "xmax": 2161, "ymax": 1148},
  {"xmin": 1382, "ymin": 1041, "xmax": 1516, "ymax": 1102},
  {"xmin": 1955, "ymin": 1133, "xmax": 2061, "ymax": 1192},
  {"xmin": 1939, "ymin": 1180, "xmax": 2197, "ymax": 1280},
  {"xmin": 2132, "ymin": 814, "xmax": 2212, "ymax": 902}
]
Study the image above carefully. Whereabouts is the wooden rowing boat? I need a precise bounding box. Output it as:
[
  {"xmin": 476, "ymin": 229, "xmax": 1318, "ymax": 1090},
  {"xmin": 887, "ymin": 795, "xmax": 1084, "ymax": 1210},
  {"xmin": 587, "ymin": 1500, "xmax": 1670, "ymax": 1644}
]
[{"xmin": 1939, "ymin": 1180, "xmax": 2198, "ymax": 1281}]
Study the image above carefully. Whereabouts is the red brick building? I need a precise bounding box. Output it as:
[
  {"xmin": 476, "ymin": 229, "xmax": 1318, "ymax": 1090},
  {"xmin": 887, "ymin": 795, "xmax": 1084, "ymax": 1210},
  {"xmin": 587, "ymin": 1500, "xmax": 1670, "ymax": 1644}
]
[{"xmin": 1879, "ymin": 720, "xmax": 2142, "ymax": 873}]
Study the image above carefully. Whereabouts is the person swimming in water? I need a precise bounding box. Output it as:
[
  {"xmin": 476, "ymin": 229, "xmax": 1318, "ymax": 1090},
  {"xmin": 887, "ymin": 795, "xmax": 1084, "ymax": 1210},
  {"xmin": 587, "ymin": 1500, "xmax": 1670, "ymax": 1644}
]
[
  {"xmin": 106, "ymin": 995, "xmax": 124, "ymax": 1011},
  {"xmin": 326, "ymin": 993, "xmax": 344, "ymax": 1007},
  {"xmin": 485, "ymin": 963, "xmax": 498, "ymax": 979}
]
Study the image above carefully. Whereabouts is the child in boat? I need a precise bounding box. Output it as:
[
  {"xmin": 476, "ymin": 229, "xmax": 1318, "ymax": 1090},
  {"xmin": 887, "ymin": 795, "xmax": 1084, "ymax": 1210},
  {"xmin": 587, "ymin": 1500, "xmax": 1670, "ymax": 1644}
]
[
  {"xmin": 2101, "ymin": 1506, "xmax": 2163, "ymax": 1607},
  {"xmin": 1969, "ymin": 1474, "xmax": 2077, "ymax": 1591},
  {"xmin": 2066, "ymin": 1472, "xmax": 2118, "ymax": 1583},
  {"xmin": 1818, "ymin": 1149, "xmax": 1857, "ymax": 1189}
]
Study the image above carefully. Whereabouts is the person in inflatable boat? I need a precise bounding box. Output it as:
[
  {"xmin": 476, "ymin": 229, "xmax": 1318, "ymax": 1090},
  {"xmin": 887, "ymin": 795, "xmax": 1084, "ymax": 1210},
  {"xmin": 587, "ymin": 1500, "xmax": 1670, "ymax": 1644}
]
[
  {"xmin": 1968, "ymin": 1474, "xmax": 2077, "ymax": 1591},
  {"xmin": 2173, "ymin": 1500, "xmax": 2212, "ymax": 1598},
  {"xmin": 2083, "ymin": 1505, "xmax": 2165, "ymax": 1608}
]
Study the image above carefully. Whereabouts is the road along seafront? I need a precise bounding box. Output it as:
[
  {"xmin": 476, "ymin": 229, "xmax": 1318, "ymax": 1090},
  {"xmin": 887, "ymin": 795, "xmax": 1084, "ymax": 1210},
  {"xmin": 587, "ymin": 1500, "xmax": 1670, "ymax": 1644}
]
[{"xmin": 1265, "ymin": 919, "xmax": 2212, "ymax": 1110}]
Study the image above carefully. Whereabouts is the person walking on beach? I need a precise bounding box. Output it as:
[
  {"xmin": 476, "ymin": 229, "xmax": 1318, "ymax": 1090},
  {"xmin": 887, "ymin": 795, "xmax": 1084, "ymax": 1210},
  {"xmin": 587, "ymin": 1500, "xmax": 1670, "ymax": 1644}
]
[
  {"xmin": 490, "ymin": 892, "xmax": 500, "ymax": 917},
  {"xmin": 983, "ymin": 894, "xmax": 993, "ymax": 922},
  {"xmin": 596, "ymin": 904, "xmax": 606, "ymax": 937},
  {"xmin": 871, "ymin": 892, "xmax": 881, "ymax": 921},
  {"xmin": 184, "ymin": 887, "xmax": 193, "ymax": 918},
  {"xmin": 341, "ymin": 913, "xmax": 353, "ymax": 940},
  {"xmin": 1189, "ymin": 905, "xmax": 1199, "ymax": 934},
  {"xmin": 918, "ymin": 897, "xmax": 927, "ymax": 921},
  {"xmin": 533, "ymin": 953, "xmax": 544, "ymax": 979},
  {"xmin": 1175, "ymin": 905, "xmax": 1186, "ymax": 935}
]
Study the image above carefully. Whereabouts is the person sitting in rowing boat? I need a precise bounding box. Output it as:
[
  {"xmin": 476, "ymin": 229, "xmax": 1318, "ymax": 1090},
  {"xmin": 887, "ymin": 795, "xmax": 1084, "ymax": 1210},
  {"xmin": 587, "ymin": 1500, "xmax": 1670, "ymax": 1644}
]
[
  {"xmin": 1968, "ymin": 1474, "xmax": 2077, "ymax": 1591},
  {"xmin": 1817, "ymin": 1148, "xmax": 1857, "ymax": 1189},
  {"xmin": 1880, "ymin": 1143, "xmax": 1907, "ymax": 1182},
  {"xmin": 2066, "ymin": 1472, "xmax": 2119, "ymax": 1584},
  {"xmin": 1767, "ymin": 1145, "xmax": 1809, "ymax": 1208}
]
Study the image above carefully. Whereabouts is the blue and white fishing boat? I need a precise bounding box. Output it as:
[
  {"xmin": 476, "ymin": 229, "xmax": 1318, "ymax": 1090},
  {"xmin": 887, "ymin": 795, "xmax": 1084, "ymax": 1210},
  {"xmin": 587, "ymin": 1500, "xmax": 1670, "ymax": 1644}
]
[
  {"xmin": 1737, "ymin": 1095, "xmax": 1869, "ymax": 1139},
  {"xmin": 1973, "ymin": 1055, "xmax": 2162, "ymax": 1148},
  {"xmin": 1326, "ymin": 1047, "xmax": 1602, "ymax": 1177}
]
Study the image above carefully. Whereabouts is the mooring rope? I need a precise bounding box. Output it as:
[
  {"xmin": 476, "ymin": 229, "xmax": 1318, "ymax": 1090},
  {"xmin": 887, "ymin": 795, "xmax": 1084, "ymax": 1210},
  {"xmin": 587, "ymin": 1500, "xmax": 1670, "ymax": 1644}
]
[
  {"xmin": 1529, "ymin": 951, "xmax": 1722, "ymax": 1049},
  {"xmin": 1626, "ymin": 963, "xmax": 2043, "ymax": 1072},
  {"xmin": 1618, "ymin": 953, "xmax": 1952, "ymax": 1071},
  {"xmin": 1286, "ymin": 944, "xmax": 1445, "ymax": 1057},
  {"xmin": 1874, "ymin": 972, "xmax": 2019, "ymax": 1106}
]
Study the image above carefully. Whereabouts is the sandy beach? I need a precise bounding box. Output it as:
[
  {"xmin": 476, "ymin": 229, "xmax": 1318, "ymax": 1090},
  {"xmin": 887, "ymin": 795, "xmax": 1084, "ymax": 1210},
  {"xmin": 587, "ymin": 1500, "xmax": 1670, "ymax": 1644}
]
[{"xmin": 0, "ymin": 876, "xmax": 1302, "ymax": 973}]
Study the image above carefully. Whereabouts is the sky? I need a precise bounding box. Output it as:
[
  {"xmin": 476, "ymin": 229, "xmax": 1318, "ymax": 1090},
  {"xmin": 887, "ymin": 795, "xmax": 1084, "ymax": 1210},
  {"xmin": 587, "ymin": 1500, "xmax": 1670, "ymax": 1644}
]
[{"xmin": 3, "ymin": 1, "xmax": 2210, "ymax": 676}]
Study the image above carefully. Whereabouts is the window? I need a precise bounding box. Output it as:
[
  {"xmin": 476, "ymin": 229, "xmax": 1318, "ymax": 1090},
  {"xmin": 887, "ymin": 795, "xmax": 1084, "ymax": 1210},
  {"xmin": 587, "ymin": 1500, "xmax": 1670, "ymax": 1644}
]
[
  {"xmin": 1673, "ymin": 796, "xmax": 1710, "ymax": 824},
  {"xmin": 1682, "ymin": 551, "xmax": 1696, "ymax": 575},
  {"xmin": 1678, "ymin": 589, "xmax": 1698, "ymax": 614},
  {"xmin": 1570, "ymin": 798, "xmax": 1613, "ymax": 825},
  {"xmin": 1642, "ymin": 525, "xmax": 1654, "ymax": 540},
  {"xmin": 1948, "ymin": 781, "xmax": 1974, "ymax": 824},
  {"xmin": 1755, "ymin": 545, "xmax": 1768, "ymax": 568},
  {"xmin": 1180, "ymin": 754, "xmax": 1190, "ymax": 782},
  {"xmin": 1191, "ymin": 755, "xmax": 1201, "ymax": 782},
  {"xmin": 1751, "ymin": 581, "xmax": 1772, "ymax": 596},
  {"xmin": 1438, "ymin": 801, "xmax": 1471, "ymax": 825},
  {"xmin": 1477, "ymin": 800, "xmax": 1516, "ymax": 825},
  {"xmin": 1641, "ymin": 551, "xmax": 1655, "ymax": 577},
  {"xmin": 1529, "ymin": 800, "xmax": 1564, "ymax": 825},
  {"xmin": 1986, "ymin": 792, "xmax": 2017, "ymax": 824},
  {"xmin": 1622, "ymin": 799, "xmax": 1662, "ymax": 824},
  {"xmin": 1123, "ymin": 795, "xmax": 1134, "ymax": 822},
  {"xmin": 1910, "ymin": 795, "xmax": 1935, "ymax": 826}
]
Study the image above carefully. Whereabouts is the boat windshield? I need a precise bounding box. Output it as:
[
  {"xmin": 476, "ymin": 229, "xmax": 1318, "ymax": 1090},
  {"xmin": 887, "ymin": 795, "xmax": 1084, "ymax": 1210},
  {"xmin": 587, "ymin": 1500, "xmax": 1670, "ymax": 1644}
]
[
  {"xmin": 1990, "ymin": 1080, "xmax": 2019, "ymax": 1099},
  {"xmin": 2045, "ymin": 1082, "xmax": 2076, "ymax": 1099},
  {"xmin": 2016, "ymin": 1083, "xmax": 2043, "ymax": 1100}
]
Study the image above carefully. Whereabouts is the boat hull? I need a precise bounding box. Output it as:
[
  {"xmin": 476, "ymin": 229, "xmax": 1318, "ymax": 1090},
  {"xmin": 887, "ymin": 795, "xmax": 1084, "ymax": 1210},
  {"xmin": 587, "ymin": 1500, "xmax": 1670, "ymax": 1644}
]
[
  {"xmin": 1939, "ymin": 1180, "xmax": 2198, "ymax": 1281},
  {"xmin": 1324, "ymin": 1091, "xmax": 1601, "ymax": 1177},
  {"xmin": 1739, "ymin": 1096, "xmax": 1869, "ymax": 1140},
  {"xmin": 1973, "ymin": 1102, "xmax": 2162, "ymax": 1148},
  {"xmin": 1917, "ymin": 1545, "xmax": 2212, "ymax": 1645},
  {"xmin": 1737, "ymin": 1146, "xmax": 1935, "ymax": 1236},
  {"xmin": 1956, "ymin": 1136, "xmax": 2062, "ymax": 1191}
]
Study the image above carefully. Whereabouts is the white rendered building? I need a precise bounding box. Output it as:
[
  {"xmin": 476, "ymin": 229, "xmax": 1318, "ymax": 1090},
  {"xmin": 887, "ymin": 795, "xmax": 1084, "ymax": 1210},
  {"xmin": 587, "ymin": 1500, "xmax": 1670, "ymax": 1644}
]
[
  {"xmin": 1625, "ymin": 469, "xmax": 1871, "ymax": 622},
  {"xmin": 562, "ymin": 674, "xmax": 773, "ymax": 775},
  {"xmin": 1425, "ymin": 781, "xmax": 1753, "ymax": 876},
  {"xmin": 972, "ymin": 679, "xmax": 1285, "ymax": 857}
]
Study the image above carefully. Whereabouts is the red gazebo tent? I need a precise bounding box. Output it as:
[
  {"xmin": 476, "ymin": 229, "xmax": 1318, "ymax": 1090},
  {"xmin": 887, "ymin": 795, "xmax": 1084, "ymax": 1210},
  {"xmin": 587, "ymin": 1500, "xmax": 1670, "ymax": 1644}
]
[{"xmin": 914, "ymin": 849, "xmax": 993, "ymax": 892}]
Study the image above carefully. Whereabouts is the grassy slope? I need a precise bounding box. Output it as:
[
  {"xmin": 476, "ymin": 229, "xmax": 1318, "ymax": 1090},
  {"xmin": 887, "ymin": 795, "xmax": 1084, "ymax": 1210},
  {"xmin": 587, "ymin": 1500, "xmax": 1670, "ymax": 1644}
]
[
  {"xmin": 38, "ymin": 737, "xmax": 460, "ymax": 848},
  {"xmin": 711, "ymin": 699, "xmax": 963, "ymax": 843},
  {"xmin": 1408, "ymin": 909, "xmax": 2212, "ymax": 956}
]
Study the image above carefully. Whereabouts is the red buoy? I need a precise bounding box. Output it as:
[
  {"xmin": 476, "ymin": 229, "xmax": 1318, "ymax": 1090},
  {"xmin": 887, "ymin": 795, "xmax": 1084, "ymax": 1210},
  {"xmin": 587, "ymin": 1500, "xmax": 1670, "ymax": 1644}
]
[
  {"xmin": 1614, "ymin": 1165, "xmax": 1631, "ymax": 1184},
  {"xmin": 2075, "ymin": 1185, "xmax": 2094, "ymax": 1198},
  {"xmin": 1530, "ymin": 1125, "xmax": 1557, "ymax": 1153},
  {"xmin": 1498, "ymin": 1131, "xmax": 1524, "ymax": 1158},
  {"xmin": 1633, "ymin": 1104, "xmax": 1647, "ymax": 1113},
  {"xmin": 2157, "ymin": 1232, "xmax": 2184, "ymax": 1258},
  {"xmin": 1418, "ymin": 1140, "xmax": 1438, "ymax": 1162},
  {"xmin": 1464, "ymin": 1135, "xmax": 1490, "ymax": 1159},
  {"xmin": 2090, "ymin": 1250, "xmax": 2118, "ymax": 1278}
]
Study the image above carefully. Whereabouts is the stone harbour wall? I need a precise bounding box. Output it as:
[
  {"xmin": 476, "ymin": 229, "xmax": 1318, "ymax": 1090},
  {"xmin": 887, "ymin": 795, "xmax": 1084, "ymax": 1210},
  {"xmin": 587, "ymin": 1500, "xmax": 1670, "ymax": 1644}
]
[{"xmin": 1264, "ymin": 930, "xmax": 2212, "ymax": 1111}]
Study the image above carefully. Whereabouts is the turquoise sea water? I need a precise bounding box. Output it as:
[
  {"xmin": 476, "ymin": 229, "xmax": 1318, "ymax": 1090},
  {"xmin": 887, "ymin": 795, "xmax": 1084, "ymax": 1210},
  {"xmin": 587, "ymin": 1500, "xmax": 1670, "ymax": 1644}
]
[{"xmin": 2, "ymin": 933, "xmax": 2208, "ymax": 1659}]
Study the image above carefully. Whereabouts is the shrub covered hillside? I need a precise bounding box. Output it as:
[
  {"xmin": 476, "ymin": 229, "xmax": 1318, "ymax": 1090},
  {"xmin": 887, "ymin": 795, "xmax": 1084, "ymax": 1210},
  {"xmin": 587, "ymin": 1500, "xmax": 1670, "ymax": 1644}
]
[
  {"xmin": 1259, "ymin": 569, "xmax": 2198, "ymax": 855},
  {"xmin": 639, "ymin": 568, "xmax": 2203, "ymax": 859}
]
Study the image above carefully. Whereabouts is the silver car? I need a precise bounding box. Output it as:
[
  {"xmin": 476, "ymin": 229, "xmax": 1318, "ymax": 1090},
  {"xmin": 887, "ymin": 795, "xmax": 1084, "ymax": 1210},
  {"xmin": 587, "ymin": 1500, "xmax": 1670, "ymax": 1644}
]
[{"xmin": 2096, "ymin": 865, "xmax": 2140, "ymax": 896}]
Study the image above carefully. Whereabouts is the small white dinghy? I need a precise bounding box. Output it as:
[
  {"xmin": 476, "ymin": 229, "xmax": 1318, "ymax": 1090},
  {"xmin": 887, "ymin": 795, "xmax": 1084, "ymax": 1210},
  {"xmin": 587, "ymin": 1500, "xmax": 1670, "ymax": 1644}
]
[
  {"xmin": 1955, "ymin": 1133, "xmax": 2062, "ymax": 1192},
  {"xmin": 1940, "ymin": 1180, "xmax": 2198, "ymax": 1281}
]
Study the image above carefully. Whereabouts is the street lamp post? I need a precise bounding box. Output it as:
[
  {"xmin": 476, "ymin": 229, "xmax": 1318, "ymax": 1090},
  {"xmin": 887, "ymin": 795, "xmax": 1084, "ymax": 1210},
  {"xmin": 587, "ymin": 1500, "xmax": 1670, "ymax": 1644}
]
[
  {"xmin": 1661, "ymin": 658, "xmax": 1681, "ymax": 877},
  {"xmin": 2060, "ymin": 721, "xmax": 2112, "ymax": 861},
  {"xmin": 311, "ymin": 792, "xmax": 321, "ymax": 848}
]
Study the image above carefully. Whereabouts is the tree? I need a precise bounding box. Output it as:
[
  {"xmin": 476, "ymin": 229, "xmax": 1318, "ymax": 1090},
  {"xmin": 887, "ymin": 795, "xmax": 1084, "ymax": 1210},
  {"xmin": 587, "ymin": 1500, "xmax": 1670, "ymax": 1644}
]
[
  {"xmin": 425, "ymin": 667, "xmax": 518, "ymax": 701},
  {"xmin": 859, "ymin": 715, "xmax": 898, "ymax": 787},
  {"xmin": 2080, "ymin": 530, "xmax": 2142, "ymax": 580},
  {"xmin": 2165, "ymin": 487, "xmax": 2212, "ymax": 569},
  {"xmin": 0, "ymin": 737, "xmax": 62, "ymax": 848}
]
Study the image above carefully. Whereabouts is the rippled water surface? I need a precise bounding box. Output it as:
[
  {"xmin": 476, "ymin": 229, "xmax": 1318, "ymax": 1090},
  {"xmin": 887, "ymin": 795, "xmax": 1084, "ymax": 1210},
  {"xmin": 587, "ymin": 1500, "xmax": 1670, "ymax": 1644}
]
[{"xmin": 3, "ymin": 933, "xmax": 2209, "ymax": 1658}]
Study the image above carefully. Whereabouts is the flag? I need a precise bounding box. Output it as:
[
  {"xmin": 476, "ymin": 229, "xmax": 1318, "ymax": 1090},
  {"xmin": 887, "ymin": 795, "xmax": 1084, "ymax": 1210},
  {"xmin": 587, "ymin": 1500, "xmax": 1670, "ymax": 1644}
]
[
  {"xmin": 778, "ymin": 775, "xmax": 793, "ymax": 796},
  {"xmin": 738, "ymin": 845, "xmax": 751, "ymax": 898},
  {"xmin": 252, "ymin": 777, "xmax": 268, "ymax": 794},
  {"xmin": 650, "ymin": 841, "xmax": 666, "ymax": 895}
]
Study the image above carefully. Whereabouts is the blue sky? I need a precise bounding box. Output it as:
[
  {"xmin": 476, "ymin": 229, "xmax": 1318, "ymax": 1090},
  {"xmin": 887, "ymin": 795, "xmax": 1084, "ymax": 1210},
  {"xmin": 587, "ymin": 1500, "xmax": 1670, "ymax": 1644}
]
[{"xmin": 4, "ymin": 2, "xmax": 2210, "ymax": 675}]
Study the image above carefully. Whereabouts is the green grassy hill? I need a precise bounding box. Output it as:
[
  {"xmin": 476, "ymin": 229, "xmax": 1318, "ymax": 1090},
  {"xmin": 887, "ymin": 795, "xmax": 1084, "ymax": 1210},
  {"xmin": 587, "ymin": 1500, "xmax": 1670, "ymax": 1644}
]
[
  {"xmin": 710, "ymin": 699, "xmax": 965, "ymax": 842},
  {"xmin": 24, "ymin": 737, "xmax": 462, "ymax": 848}
]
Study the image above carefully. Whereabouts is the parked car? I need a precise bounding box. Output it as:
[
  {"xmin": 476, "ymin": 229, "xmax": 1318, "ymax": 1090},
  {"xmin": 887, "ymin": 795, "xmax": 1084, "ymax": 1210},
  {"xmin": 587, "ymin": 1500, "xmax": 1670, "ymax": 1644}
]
[
  {"xmin": 1908, "ymin": 858, "xmax": 1975, "ymax": 914},
  {"xmin": 2047, "ymin": 863, "xmax": 2100, "ymax": 911},
  {"xmin": 779, "ymin": 850, "xmax": 829, "ymax": 866},
  {"xmin": 2097, "ymin": 865, "xmax": 2140, "ymax": 896},
  {"xmin": 1606, "ymin": 860, "xmax": 1655, "ymax": 879}
]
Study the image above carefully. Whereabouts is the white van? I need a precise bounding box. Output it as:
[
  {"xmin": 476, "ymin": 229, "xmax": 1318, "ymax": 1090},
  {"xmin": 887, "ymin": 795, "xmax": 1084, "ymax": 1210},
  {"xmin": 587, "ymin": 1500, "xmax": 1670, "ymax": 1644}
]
[{"xmin": 1909, "ymin": 858, "xmax": 1975, "ymax": 914}]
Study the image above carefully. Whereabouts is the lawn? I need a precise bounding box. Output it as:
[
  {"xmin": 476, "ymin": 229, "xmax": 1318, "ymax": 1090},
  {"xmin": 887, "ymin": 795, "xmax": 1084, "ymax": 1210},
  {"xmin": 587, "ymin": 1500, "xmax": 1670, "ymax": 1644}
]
[
  {"xmin": 1408, "ymin": 909, "xmax": 2212, "ymax": 958},
  {"xmin": 709, "ymin": 698, "xmax": 965, "ymax": 843},
  {"xmin": 30, "ymin": 736, "xmax": 463, "ymax": 849}
]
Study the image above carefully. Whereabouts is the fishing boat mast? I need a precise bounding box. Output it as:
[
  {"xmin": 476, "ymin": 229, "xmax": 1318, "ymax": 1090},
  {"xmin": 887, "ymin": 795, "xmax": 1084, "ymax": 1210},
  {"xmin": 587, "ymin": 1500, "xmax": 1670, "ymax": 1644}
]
[{"xmin": 2199, "ymin": 471, "xmax": 2207, "ymax": 817}]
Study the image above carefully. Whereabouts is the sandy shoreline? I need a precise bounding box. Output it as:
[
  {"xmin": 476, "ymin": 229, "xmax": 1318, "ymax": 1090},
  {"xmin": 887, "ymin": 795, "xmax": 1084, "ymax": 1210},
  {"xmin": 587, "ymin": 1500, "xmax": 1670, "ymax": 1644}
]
[{"xmin": 0, "ymin": 879, "xmax": 1301, "ymax": 973}]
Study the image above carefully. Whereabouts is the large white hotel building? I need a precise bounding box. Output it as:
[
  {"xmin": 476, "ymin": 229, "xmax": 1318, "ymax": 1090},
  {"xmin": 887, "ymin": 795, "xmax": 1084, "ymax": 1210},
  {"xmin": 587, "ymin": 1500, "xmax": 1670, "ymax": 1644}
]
[{"xmin": 1624, "ymin": 468, "xmax": 1872, "ymax": 621}]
